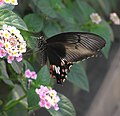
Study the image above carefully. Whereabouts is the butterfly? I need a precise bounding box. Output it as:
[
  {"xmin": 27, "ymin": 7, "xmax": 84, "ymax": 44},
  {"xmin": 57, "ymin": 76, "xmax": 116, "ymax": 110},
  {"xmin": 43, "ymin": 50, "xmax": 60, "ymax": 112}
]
[{"xmin": 37, "ymin": 32, "xmax": 106, "ymax": 84}]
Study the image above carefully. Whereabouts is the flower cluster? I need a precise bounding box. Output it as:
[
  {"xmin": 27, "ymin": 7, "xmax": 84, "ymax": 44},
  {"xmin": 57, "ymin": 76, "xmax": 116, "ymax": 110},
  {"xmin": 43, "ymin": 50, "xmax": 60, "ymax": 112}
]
[
  {"xmin": 0, "ymin": 0, "xmax": 18, "ymax": 5},
  {"xmin": 25, "ymin": 69, "xmax": 37, "ymax": 89},
  {"xmin": 25, "ymin": 69, "xmax": 37, "ymax": 80},
  {"xmin": 90, "ymin": 13, "xmax": 102, "ymax": 24},
  {"xmin": 36, "ymin": 85, "xmax": 60, "ymax": 111},
  {"xmin": 110, "ymin": 13, "xmax": 120, "ymax": 25},
  {"xmin": 0, "ymin": 24, "xmax": 26, "ymax": 63}
]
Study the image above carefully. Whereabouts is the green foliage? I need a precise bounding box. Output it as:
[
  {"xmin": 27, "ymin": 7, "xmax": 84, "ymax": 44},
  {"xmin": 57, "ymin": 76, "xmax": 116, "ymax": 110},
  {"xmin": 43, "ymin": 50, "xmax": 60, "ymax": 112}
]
[
  {"xmin": 0, "ymin": 3, "xmax": 14, "ymax": 10},
  {"xmin": 85, "ymin": 0, "xmax": 118, "ymax": 16},
  {"xmin": 35, "ymin": 65, "xmax": 52, "ymax": 86},
  {"xmin": 67, "ymin": 63, "xmax": 89, "ymax": 91},
  {"xmin": 31, "ymin": 0, "xmax": 57, "ymax": 18},
  {"xmin": 6, "ymin": 103, "xmax": 28, "ymax": 116},
  {"xmin": 23, "ymin": 13, "xmax": 43, "ymax": 33},
  {"xmin": 11, "ymin": 61, "xmax": 23, "ymax": 74},
  {"xmin": 0, "ymin": 10, "xmax": 27, "ymax": 30},
  {"xmin": 0, "ymin": 0, "xmax": 116, "ymax": 115},
  {"xmin": 0, "ymin": 61, "xmax": 14, "ymax": 86},
  {"xmin": 27, "ymin": 88, "xmax": 39, "ymax": 108}
]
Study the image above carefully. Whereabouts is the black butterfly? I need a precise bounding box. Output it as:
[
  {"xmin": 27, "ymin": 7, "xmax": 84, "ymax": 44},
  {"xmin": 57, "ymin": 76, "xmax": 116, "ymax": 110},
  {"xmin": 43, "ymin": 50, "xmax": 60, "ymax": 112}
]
[{"xmin": 37, "ymin": 32, "xmax": 106, "ymax": 84}]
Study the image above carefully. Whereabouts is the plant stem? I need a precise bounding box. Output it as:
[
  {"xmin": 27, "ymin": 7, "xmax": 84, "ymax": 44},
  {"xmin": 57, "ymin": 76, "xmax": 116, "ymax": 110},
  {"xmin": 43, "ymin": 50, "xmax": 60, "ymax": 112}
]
[{"xmin": 4, "ymin": 94, "xmax": 27, "ymax": 111}]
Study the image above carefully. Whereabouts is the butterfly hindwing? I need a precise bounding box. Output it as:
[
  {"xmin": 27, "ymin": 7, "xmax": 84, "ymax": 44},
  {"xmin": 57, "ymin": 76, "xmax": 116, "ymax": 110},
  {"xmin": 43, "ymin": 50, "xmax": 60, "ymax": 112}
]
[{"xmin": 50, "ymin": 59, "xmax": 73, "ymax": 84}]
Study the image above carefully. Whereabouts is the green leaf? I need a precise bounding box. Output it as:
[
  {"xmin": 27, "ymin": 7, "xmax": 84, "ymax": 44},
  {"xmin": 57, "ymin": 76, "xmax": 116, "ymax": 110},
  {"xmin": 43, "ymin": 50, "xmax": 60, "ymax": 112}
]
[
  {"xmin": 6, "ymin": 102, "xmax": 28, "ymax": 116},
  {"xmin": 68, "ymin": 1, "xmax": 84, "ymax": 25},
  {"xmin": 0, "ymin": 81, "xmax": 13, "ymax": 101},
  {"xmin": 11, "ymin": 61, "xmax": 23, "ymax": 74},
  {"xmin": 31, "ymin": 0, "xmax": 57, "ymax": 18},
  {"xmin": 97, "ymin": 0, "xmax": 111, "ymax": 15},
  {"xmin": 87, "ymin": 0, "xmax": 111, "ymax": 15},
  {"xmin": 51, "ymin": 0, "xmax": 75, "ymax": 24},
  {"xmin": 23, "ymin": 60, "xmax": 34, "ymax": 71},
  {"xmin": 23, "ymin": 13, "xmax": 43, "ymax": 33},
  {"xmin": 0, "ymin": 61, "xmax": 14, "ymax": 86},
  {"xmin": 48, "ymin": 93, "xmax": 76, "ymax": 116},
  {"xmin": 35, "ymin": 65, "xmax": 51, "ymax": 86},
  {"xmin": 76, "ymin": 1, "xmax": 95, "ymax": 22},
  {"xmin": 25, "ymin": 36, "xmax": 38, "ymax": 50},
  {"xmin": 11, "ymin": 84, "xmax": 27, "ymax": 106},
  {"xmin": 0, "ymin": 3, "xmax": 14, "ymax": 10},
  {"xmin": 90, "ymin": 20, "xmax": 113, "ymax": 58},
  {"xmin": 27, "ymin": 88, "xmax": 39, "ymax": 108},
  {"xmin": 63, "ymin": 23, "xmax": 81, "ymax": 32},
  {"xmin": 43, "ymin": 21, "xmax": 61, "ymax": 38},
  {"xmin": 67, "ymin": 63, "xmax": 89, "ymax": 91},
  {"xmin": 0, "ymin": 9, "xmax": 28, "ymax": 30},
  {"xmin": 5, "ymin": 85, "xmax": 27, "ymax": 111}
]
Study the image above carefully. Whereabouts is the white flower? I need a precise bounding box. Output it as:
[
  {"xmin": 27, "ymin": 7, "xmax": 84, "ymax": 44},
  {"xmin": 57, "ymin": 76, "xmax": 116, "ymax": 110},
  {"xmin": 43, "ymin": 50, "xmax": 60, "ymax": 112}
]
[
  {"xmin": 19, "ymin": 47, "xmax": 26, "ymax": 53},
  {"xmin": 90, "ymin": 13, "xmax": 102, "ymax": 24},
  {"xmin": 8, "ymin": 26, "xmax": 17, "ymax": 34},
  {"xmin": 49, "ymin": 90, "xmax": 57, "ymax": 98},
  {"xmin": 2, "ymin": 24, "xmax": 8, "ymax": 30},
  {"xmin": 4, "ymin": 42, "xmax": 11, "ymax": 50},
  {"xmin": 46, "ymin": 95, "xmax": 52, "ymax": 102},
  {"xmin": 10, "ymin": 0, "xmax": 18, "ymax": 5},
  {"xmin": 0, "ymin": 24, "xmax": 26, "ymax": 63},
  {"xmin": 4, "ymin": 0, "xmax": 11, "ymax": 4},
  {"xmin": 4, "ymin": 0, "xmax": 18, "ymax": 5},
  {"xmin": 110, "ymin": 13, "xmax": 120, "ymax": 25},
  {"xmin": 3, "ymin": 30, "xmax": 11, "ymax": 39},
  {"xmin": 53, "ymin": 96, "xmax": 60, "ymax": 103}
]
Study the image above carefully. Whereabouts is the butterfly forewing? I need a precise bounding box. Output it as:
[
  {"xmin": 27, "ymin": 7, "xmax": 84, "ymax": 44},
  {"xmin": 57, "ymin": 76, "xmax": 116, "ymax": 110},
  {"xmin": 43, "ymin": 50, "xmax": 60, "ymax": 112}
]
[{"xmin": 46, "ymin": 32, "xmax": 106, "ymax": 63}]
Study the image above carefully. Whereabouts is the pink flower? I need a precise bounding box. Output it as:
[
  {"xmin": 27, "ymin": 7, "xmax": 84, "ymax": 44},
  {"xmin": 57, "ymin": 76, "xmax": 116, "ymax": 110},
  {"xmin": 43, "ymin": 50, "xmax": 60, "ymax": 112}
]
[
  {"xmin": 7, "ymin": 55, "xmax": 14, "ymax": 63},
  {"xmin": 0, "ymin": 48, "xmax": 6, "ymax": 58},
  {"xmin": 110, "ymin": 13, "xmax": 120, "ymax": 25},
  {"xmin": 54, "ymin": 104, "xmax": 59, "ymax": 111},
  {"xmin": 35, "ymin": 88, "xmax": 41, "ymax": 95},
  {"xmin": 0, "ymin": 40, "xmax": 4, "ymax": 48},
  {"xmin": 31, "ymin": 71, "xmax": 37, "ymax": 80},
  {"xmin": 0, "ymin": 0, "xmax": 4, "ymax": 5},
  {"xmin": 36, "ymin": 85, "xmax": 60, "ymax": 110},
  {"xmin": 25, "ymin": 69, "xmax": 31, "ymax": 78},
  {"xmin": 36, "ymin": 86, "xmax": 49, "ymax": 96},
  {"xmin": 25, "ymin": 70, "xmax": 37, "ymax": 89},
  {"xmin": 45, "ymin": 101, "xmax": 51, "ymax": 109},
  {"xmin": 40, "ymin": 85, "xmax": 49, "ymax": 93},
  {"xmin": 40, "ymin": 93, "xmax": 46, "ymax": 100},
  {"xmin": 25, "ymin": 69, "xmax": 37, "ymax": 80},
  {"xmin": 39, "ymin": 100, "xmax": 46, "ymax": 107},
  {"xmin": 16, "ymin": 55, "xmax": 22, "ymax": 62}
]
